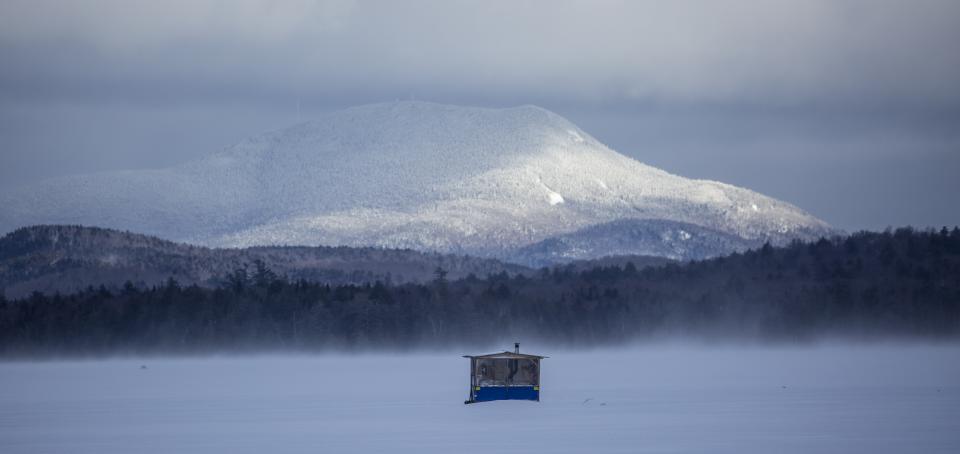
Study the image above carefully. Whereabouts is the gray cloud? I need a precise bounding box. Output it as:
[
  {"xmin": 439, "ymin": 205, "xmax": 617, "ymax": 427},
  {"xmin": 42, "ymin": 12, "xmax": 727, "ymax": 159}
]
[{"xmin": 2, "ymin": 0, "xmax": 959, "ymax": 104}]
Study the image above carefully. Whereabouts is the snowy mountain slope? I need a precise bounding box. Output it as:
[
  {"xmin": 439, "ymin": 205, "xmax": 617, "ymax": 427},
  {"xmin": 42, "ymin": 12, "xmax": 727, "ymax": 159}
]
[{"xmin": 0, "ymin": 101, "xmax": 835, "ymax": 262}]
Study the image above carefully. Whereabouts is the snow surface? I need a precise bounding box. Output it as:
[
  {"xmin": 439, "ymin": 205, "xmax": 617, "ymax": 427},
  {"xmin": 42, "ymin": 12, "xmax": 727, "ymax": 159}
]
[
  {"xmin": 1, "ymin": 344, "xmax": 958, "ymax": 453},
  {"xmin": 0, "ymin": 101, "xmax": 835, "ymax": 260}
]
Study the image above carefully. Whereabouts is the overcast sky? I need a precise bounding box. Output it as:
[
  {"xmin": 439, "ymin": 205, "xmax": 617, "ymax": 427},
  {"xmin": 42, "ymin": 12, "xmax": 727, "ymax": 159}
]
[{"xmin": 1, "ymin": 0, "xmax": 958, "ymax": 231}]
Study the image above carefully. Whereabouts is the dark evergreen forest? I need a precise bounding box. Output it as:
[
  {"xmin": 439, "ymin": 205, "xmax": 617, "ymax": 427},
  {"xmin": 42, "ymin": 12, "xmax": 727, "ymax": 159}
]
[{"xmin": 2, "ymin": 227, "xmax": 958, "ymax": 357}]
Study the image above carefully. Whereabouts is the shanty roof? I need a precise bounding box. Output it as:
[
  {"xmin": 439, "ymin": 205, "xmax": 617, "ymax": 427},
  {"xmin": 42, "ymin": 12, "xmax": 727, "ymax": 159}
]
[{"xmin": 463, "ymin": 351, "xmax": 548, "ymax": 360}]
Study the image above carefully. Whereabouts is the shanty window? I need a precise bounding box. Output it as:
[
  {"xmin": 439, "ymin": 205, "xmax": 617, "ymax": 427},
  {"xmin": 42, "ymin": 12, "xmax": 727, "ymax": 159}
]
[{"xmin": 475, "ymin": 358, "xmax": 539, "ymax": 386}]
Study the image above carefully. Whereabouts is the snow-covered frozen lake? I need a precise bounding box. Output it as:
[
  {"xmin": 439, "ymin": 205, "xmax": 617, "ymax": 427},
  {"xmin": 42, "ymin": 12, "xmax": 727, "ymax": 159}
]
[{"xmin": 2, "ymin": 343, "xmax": 958, "ymax": 453}]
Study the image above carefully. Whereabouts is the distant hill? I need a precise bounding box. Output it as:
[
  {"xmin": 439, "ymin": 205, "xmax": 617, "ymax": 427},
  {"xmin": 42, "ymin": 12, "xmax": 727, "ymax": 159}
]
[
  {"xmin": 0, "ymin": 225, "xmax": 533, "ymax": 298},
  {"xmin": 507, "ymin": 219, "xmax": 756, "ymax": 267}
]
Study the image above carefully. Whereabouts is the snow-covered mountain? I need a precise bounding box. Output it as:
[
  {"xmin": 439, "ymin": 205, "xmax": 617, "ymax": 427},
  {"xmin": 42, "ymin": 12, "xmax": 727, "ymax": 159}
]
[{"xmin": 0, "ymin": 101, "xmax": 835, "ymax": 263}]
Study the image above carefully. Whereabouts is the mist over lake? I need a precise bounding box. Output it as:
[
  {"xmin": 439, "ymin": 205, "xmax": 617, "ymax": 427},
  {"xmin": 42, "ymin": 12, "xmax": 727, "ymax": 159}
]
[{"xmin": 2, "ymin": 343, "xmax": 958, "ymax": 454}]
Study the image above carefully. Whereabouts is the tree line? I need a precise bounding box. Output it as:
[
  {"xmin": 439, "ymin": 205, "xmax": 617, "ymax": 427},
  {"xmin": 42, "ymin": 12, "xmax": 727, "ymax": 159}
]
[{"xmin": 1, "ymin": 227, "xmax": 958, "ymax": 357}]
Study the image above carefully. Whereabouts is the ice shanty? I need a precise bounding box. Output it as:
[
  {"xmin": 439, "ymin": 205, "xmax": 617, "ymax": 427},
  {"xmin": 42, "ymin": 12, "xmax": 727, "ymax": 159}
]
[{"xmin": 464, "ymin": 343, "xmax": 546, "ymax": 404}]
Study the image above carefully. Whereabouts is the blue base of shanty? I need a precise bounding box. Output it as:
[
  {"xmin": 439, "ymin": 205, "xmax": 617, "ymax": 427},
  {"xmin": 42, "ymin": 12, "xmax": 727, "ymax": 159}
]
[{"xmin": 469, "ymin": 386, "xmax": 539, "ymax": 403}]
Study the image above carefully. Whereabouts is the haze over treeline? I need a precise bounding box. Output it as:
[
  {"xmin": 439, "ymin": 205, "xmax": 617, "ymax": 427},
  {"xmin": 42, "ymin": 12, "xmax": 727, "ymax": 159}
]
[{"xmin": 1, "ymin": 227, "xmax": 957, "ymax": 357}]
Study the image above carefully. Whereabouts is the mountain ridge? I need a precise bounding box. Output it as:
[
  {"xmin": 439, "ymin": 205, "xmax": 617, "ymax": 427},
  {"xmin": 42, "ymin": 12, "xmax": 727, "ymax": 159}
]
[{"xmin": 0, "ymin": 101, "xmax": 836, "ymax": 260}]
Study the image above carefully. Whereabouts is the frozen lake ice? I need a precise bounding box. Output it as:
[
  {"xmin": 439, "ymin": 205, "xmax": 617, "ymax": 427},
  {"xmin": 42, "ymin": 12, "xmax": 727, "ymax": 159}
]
[{"xmin": 1, "ymin": 343, "xmax": 959, "ymax": 453}]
